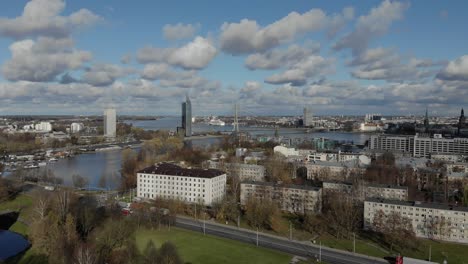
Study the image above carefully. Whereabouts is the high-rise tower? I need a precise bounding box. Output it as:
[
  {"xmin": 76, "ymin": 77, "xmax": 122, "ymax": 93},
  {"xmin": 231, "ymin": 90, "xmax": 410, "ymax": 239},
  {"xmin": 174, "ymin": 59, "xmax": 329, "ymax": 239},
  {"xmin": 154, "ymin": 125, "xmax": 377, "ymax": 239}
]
[
  {"xmin": 103, "ymin": 108, "xmax": 116, "ymax": 138},
  {"xmin": 181, "ymin": 96, "xmax": 192, "ymax": 137},
  {"xmin": 303, "ymin": 107, "xmax": 313, "ymax": 127},
  {"xmin": 458, "ymin": 108, "xmax": 466, "ymax": 135}
]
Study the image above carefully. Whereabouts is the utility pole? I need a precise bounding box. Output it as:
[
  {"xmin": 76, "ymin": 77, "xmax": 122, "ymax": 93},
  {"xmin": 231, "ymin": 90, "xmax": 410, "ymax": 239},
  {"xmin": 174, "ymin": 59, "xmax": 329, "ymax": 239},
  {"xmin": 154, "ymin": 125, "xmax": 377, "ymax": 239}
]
[
  {"xmin": 353, "ymin": 232, "xmax": 356, "ymax": 254},
  {"xmin": 319, "ymin": 241, "xmax": 322, "ymax": 262},
  {"xmin": 256, "ymin": 227, "xmax": 259, "ymax": 247},
  {"xmin": 289, "ymin": 221, "xmax": 292, "ymax": 240},
  {"xmin": 429, "ymin": 245, "xmax": 432, "ymax": 261},
  {"xmin": 203, "ymin": 212, "xmax": 206, "ymax": 235},
  {"xmin": 194, "ymin": 203, "xmax": 197, "ymax": 219}
]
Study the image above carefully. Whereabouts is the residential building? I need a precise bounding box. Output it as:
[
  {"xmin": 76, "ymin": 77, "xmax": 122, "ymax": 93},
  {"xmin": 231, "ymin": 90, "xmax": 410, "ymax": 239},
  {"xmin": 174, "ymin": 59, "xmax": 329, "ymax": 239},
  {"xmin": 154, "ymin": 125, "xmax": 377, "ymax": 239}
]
[
  {"xmin": 240, "ymin": 181, "xmax": 322, "ymax": 213},
  {"xmin": 103, "ymin": 108, "xmax": 116, "ymax": 138},
  {"xmin": 365, "ymin": 184, "xmax": 409, "ymax": 201},
  {"xmin": 304, "ymin": 160, "xmax": 366, "ymax": 181},
  {"xmin": 137, "ymin": 163, "xmax": 226, "ymax": 206},
  {"xmin": 413, "ymin": 134, "xmax": 468, "ymax": 158},
  {"xmin": 273, "ymin": 145, "xmax": 299, "ymax": 157},
  {"xmin": 369, "ymin": 134, "xmax": 414, "ymax": 154},
  {"xmin": 181, "ymin": 96, "xmax": 192, "ymax": 137},
  {"xmin": 206, "ymin": 161, "xmax": 265, "ymax": 181},
  {"xmin": 369, "ymin": 133, "xmax": 468, "ymax": 158},
  {"xmin": 323, "ymin": 181, "xmax": 408, "ymax": 201},
  {"xmin": 364, "ymin": 198, "xmax": 468, "ymax": 244}
]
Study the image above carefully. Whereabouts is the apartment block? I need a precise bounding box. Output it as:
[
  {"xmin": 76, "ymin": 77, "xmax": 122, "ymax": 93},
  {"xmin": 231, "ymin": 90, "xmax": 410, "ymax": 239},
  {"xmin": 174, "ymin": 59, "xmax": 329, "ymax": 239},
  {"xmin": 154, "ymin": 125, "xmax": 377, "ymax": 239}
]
[
  {"xmin": 323, "ymin": 181, "xmax": 408, "ymax": 201},
  {"xmin": 240, "ymin": 181, "xmax": 322, "ymax": 213},
  {"xmin": 206, "ymin": 161, "xmax": 265, "ymax": 181},
  {"xmin": 364, "ymin": 198, "xmax": 468, "ymax": 244},
  {"xmin": 137, "ymin": 163, "xmax": 226, "ymax": 206}
]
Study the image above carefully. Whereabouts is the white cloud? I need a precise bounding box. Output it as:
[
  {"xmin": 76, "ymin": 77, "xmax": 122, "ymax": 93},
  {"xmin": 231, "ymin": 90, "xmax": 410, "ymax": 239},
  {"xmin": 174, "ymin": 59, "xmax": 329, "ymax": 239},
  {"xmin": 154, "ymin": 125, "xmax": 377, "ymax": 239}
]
[
  {"xmin": 334, "ymin": 0, "xmax": 408, "ymax": 55},
  {"xmin": 1, "ymin": 37, "xmax": 92, "ymax": 82},
  {"xmin": 239, "ymin": 81, "xmax": 262, "ymax": 98},
  {"xmin": 141, "ymin": 63, "xmax": 194, "ymax": 81},
  {"xmin": 0, "ymin": 0, "xmax": 101, "ymax": 39},
  {"xmin": 220, "ymin": 9, "xmax": 327, "ymax": 55},
  {"xmin": 327, "ymin": 7, "xmax": 355, "ymax": 38},
  {"xmin": 245, "ymin": 43, "xmax": 320, "ymax": 70},
  {"xmin": 137, "ymin": 36, "xmax": 217, "ymax": 70},
  {"xmin": 168, "ymin": 37, "xmax": 217, "ymax": 69},
  {"xmin": 436, "ymin": 55, "xmax": 468, "ymax": 81},
  {"xmin": 349, "ymin": 47, "xmax": 442, "ymax": 82},
  {"xmin": 82, "ymin": 63, "xmax": 135, "ymax": 86},
  {"xmin": 163, "ymin": 23, "xmax": 200, "ymax": 40},
  {"xmin": 265, "ymin": 55, "xmax": 333, "ymax": 86}
]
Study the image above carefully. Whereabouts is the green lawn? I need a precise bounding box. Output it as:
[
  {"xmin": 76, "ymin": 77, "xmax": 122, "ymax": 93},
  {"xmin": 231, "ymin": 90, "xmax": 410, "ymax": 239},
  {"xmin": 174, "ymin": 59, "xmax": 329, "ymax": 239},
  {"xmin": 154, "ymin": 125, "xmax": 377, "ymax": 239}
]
[
  {"xmin": 136, "ymin": 227, "xmax": 292, "ymax": 264},
  {"xmin": 319, "ymin": 233, "xmax": 468, "ymax": 264},
  {"xmin": 0, "ymin": 194, "xmax": 33, "ymax": 221}
]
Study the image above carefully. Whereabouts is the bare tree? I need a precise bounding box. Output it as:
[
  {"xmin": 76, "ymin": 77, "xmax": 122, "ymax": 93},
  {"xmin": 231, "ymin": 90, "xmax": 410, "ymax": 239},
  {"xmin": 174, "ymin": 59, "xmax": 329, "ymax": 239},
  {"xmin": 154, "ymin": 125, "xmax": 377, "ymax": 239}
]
[
  {"xmin": 74, "ymin": 244, "xmax": 97, "ymax": 264},
  {"xmin": 32, "ymin": 190, "xmax": 50, "ymax": 220}
]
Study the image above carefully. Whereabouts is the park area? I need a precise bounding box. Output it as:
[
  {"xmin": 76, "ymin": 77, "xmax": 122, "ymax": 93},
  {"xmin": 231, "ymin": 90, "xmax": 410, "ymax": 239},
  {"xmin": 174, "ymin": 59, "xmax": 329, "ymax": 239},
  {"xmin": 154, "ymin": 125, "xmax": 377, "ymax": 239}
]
[{"xmin": 135, "ymin": 227, "xmax": 292, "ymax": 264}]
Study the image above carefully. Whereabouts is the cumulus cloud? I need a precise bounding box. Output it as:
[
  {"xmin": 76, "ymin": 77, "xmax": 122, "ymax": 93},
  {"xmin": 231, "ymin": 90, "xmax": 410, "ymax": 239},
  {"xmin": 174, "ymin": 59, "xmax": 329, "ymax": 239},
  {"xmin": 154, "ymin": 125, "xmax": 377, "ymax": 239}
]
[
  {"xmin": 265, "ymin": 55, "xmax": 333, "ymax": 86},
  {"xmin": 436, "ymin": 55, "xmax": 468, "ymax": 81},
  {"xmin": 0, "ymin": 0, "xmax": 101, "ymax": 39},
  {"xmin": 334, "ymin": 0, "xmax": 408, "ymax": 55},
  {"xmin": 82, "ymin": 64, "xmax": 135, "ymax": 86},
  {"xmin": 349, "ymin": 47, "xmax": 443, "ymax": 82},
  {"xmin": 220, "ymin": 9, "xmax": 327, "ymax": 55},
  {"xmin": 327, "ymin": 7, "xmax": 355, "ymax": 38},
  {"xmin": 137, "ymin": 36, "xmax": 217, "ymax": 70},
  {"xmin": 1, "ymin": 37, "xmax": 92, "ymax": 82},
  {"xmin": 245, "ymin": 42, "xmax": 320, "ymax": 70},
  {"xmin": 239, "ymin": 81, "xmax": 262, "ymax": 98},
  {"xmin": 120, "ymin": 54, "xmax": 132, "ymax": 64},
  {"xmin": 141, "ymin": 63, "xmax": 193, "ymax": 81},
  {"xmin": 163, "ymin": 23, "xmax": 200, "ymax": 40}
]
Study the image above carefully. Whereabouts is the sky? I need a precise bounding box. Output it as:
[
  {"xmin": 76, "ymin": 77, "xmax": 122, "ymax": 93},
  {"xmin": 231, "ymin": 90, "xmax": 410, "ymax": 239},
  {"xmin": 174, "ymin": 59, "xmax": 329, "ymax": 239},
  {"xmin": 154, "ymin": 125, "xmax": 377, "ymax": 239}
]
[{"xmin": 0, "ymin": 0, "xmax": 467, "ymax": 116}]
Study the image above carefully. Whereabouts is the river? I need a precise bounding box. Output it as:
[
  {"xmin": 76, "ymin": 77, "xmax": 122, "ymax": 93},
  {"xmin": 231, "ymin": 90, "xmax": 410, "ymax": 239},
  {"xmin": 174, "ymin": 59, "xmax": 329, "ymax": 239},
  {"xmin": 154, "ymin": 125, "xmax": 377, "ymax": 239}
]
[{"xmin": 27, "ymin": 117, "xmax": 370, "ymax": 190}]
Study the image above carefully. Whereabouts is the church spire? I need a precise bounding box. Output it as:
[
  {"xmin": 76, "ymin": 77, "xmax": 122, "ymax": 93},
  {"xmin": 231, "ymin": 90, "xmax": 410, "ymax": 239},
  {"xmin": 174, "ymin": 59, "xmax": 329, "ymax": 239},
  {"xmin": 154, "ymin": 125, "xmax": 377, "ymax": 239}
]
[{"xmin": 424, "ymin": 107, "xmax": 429, "ymax": 132}]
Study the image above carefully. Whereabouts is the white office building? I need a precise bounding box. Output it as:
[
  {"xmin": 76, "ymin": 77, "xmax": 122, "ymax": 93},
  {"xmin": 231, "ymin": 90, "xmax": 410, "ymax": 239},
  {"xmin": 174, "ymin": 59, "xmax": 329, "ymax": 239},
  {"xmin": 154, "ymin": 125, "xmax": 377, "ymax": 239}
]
[
  {"xmin": 34, "ymin": 122, "xmax": 52, "ymax": 132},
  {"xmin": 70, "ymin": 122, "xmax": 84, "ymax": 133},
  {"xmin": 364, "ymin": 198, "xmax": 468, "ymax": 244},
  {"xmin": 303, "ymin": 107, "xmax": 314, "ymax": 127},
  {"xmin": 137, "ymin": 163, "xmax": 226, "ymax": 206},
  {"xmin": 103, "ymin": 108, "xmax": 116, "ymax": 138}
]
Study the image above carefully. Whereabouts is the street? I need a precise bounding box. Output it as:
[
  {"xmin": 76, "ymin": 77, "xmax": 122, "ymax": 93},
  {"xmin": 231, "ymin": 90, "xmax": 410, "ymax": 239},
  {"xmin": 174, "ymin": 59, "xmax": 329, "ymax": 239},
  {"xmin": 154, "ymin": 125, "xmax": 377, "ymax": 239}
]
[{"xmin": 175, "ymin": 216, "xmax": 389, "ymax": 264}]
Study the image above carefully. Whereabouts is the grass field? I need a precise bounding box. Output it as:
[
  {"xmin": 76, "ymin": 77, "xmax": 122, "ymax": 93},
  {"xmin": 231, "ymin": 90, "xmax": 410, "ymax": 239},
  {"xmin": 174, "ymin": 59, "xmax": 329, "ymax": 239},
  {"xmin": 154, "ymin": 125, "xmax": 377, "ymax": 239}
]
[
  {"xmin": 0, "ymin": 194, "xmax": 33, "ymax": 222},
  {"xmin": 319, "ymin": 233, "xmax": 468, "ymax": 264},
  {"xmin": 135, "ymin": 227, "xmax": 292, "ymax": 264}
]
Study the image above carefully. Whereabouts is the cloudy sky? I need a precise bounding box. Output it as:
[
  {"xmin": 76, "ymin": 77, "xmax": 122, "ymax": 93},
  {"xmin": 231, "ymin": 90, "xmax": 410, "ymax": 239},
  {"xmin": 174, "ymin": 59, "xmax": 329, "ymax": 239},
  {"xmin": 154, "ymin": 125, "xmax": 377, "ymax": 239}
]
[{"xmin": 0, "ymin": 0, "xmax": 467, "ymax": 116}]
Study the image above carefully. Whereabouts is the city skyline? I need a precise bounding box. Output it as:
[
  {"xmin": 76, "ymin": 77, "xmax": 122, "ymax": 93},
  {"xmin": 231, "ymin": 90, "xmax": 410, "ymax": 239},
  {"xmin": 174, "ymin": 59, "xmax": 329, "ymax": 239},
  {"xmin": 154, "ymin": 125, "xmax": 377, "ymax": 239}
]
[{"xmin": 0, "ymin": 0, "xmax": 467, "ymax": 116}]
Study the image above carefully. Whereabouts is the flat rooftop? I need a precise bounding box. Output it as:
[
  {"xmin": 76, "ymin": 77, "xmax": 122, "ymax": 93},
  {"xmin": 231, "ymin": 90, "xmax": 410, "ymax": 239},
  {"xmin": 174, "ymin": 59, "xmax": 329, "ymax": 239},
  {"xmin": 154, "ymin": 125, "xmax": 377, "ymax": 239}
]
[
  {"xmin": 138, "ymin": 163, "xmax": 225, "ymax": 179},
  {"xmin": 241, "ymin": 181, "xmax": 321, "ymax": 191},
  {"xmin": 365, "ymin": 198, "xmax": 468, "ymax": 212}
]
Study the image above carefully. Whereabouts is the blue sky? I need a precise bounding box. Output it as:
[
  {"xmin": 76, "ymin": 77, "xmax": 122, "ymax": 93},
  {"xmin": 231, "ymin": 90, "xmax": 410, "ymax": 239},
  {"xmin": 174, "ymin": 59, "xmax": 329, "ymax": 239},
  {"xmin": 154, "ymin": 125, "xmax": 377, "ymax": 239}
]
[{"xmin": 0, "ymin": 0, "xmax": 467, "ymax": 116}]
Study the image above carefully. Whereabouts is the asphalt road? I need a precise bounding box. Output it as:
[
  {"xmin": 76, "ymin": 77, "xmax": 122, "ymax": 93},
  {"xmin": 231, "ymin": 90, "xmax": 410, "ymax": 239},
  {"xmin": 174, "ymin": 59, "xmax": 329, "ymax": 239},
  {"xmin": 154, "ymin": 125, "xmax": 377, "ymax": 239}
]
[{"xmin": 175, "ymin": 216, "xmax": 389, "ymax": 264}]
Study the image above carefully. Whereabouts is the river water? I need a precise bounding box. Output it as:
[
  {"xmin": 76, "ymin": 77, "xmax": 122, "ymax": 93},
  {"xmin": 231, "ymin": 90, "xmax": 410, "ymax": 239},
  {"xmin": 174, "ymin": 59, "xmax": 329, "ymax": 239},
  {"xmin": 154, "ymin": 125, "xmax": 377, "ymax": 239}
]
[{"xmin": 37, "ymin": 117, "xmax": 370, "ymax": 190}]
